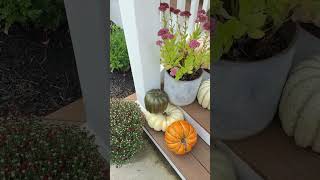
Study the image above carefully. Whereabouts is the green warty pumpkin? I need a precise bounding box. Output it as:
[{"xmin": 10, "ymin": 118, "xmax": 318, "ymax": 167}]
[{"xmin": 144, "ymin": 89, "xmax": 169, "ymax": 113}]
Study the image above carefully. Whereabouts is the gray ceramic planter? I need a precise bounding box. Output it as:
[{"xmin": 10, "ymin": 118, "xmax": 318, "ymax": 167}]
[
  {"xmin": 202, "ymin": 69, "xmax": 210, "ymax": 81},
  {"xmin": 293, "ymin": 24, "xmax": 320, "ymax": 66},
  {"xmin": 164, "ymin": 70, "xmax": 203, "ymax": 106},
  {"xmin": 212, "ymin": 33, "xmax": 297, "ymax": 140}
]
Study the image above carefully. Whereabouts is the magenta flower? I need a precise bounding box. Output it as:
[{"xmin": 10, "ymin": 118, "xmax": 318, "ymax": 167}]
[
  {"xmin": 170, "ymin": 67, "xmax": 179, "ymax": 77},
  {"xmin": 197, "ymin": 9, "xmax": 206, "ymax": 15},
  {"xmin": 173, "ymin": 9, "xmax": 181, "ymax": 15},
  {"xmin": 170, "ymin": 7, "xmax": 175, "ymax": 12},
  {"xmin": 196, "ymin": 13, "xmax": 208, "ymax": 23},
  {"xmin": 158, "ymin": 28, "xmax": 169, "ymax": 36},
  {"xmin": 189, "ymin": 39, "xmax": 200, "ymax": 49},
  {"xmin": 156, "ymin": 40, "xmax": 163, "ymax": 46},
  {"xmin": 159, "ymin": 3, "xmax": 169, "ymax": 12},
  {"xmin": 203, "ymin": 21, "xmax": 210, "ymax": 31},
  {"xmin": 162, "ymin": 33, "xmax": 174, "ymax": 40},
  {"xmin": 180, "ymin": 11, "xmax": 191, "ymax": 17}
]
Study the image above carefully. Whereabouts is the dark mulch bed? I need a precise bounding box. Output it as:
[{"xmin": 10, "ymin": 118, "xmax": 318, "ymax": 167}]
[
  {"xmin": 0, "ymin": 24, "xmax": 81, "ymax": 119},
  {"xmin": 0, "ymin": 24, "xmax": 135, "ymax": 120},
  {"xmin": 110, "ymin": 71, "xmax": 135, "ymax": 98}
]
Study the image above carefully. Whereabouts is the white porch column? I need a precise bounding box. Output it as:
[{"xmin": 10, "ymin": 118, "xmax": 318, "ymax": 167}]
[
  {"xmin": 63, "ymin": 0, "xmax": 108, "ymax": 158},
  {"xmin": 119, "ymin": 0, "xmax": 161, "ymax": 107}
]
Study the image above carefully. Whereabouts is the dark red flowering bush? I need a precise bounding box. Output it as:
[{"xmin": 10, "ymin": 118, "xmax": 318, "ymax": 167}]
[{"xmin": 0, "ymin": 120, "xmax": 108, "ymax": 179}]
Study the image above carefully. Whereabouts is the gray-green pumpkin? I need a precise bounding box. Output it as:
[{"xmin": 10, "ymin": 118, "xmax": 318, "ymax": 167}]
[
  {"xmin": 144, "ymin": 89, "xmax": 169, "ymax": 114},
  {"xmin": 212, "ymin": 149, "xmax": 237, "ymax": 180},
  {"xmin": 279, "ymin": 55, "xmax": 320, "ymax": 153}
]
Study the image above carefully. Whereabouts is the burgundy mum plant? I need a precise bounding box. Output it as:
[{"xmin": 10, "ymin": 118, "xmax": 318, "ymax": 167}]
[{"xmin": 157, "ymin": 3, "xmax": 210, "ymax": 80}]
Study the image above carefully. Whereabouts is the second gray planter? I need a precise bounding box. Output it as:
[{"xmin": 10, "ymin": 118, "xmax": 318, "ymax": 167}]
[
  {"xmin": 292, "ymin": 24, "xmax": 320, "ymax": 66},
  {"xmin": 212, "ymin": 35, "xmax": 297, "ymax": 140},
  {"xmin": 164, "ymin": 70, "xmax": 203, "ymax": 106}
]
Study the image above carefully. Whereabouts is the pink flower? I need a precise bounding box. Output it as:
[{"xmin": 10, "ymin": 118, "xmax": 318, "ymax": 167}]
[
  {"xmin": 203, "ymin": 21, "xmax": 210, "ymax": 31},
  {"xmin": 156, "ymin": 40, "xmax": 163, "ymax": 46},
  {"xmin": 161, "ymin": 33, "xmax": 174, "ymax": 40},
  {"xmin": 173, "ymin": 9, "xmax": 181, "ymax": 15},
  {"xmin": 196, "ymin": 13, "xmax": 208, "ymax": 23},
  {"xmin": 170, "ymin": 67, "xmax": 179, "ymax": 77},
  {"xmin": 159, "ymin": 3, "xmax": 169, "ymax": 12},
  {"xmin": 197, "ymin": 10, "xmax": 206, "ymax": 15},
  {"xmin": 180, "ymin": 11, "xmax": 191, "ymax": 17},
  {"xmin": 189, "ymin": 39, "xmax": 200, "ymax": 49},
  {"xmin": 158, "ymin": 28, "xmax": 169, "ymax": 36}
]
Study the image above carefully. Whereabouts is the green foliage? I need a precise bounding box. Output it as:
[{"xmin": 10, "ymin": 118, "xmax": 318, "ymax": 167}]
[
  {"xmin": 0, "ymin": 120, "xmax": 108, "ymax": 179},
  {"xmin": 292, "ymin": 0, "xmax": 320, "ymax": 27},
  {"xmin": 158, "ymin": 8, "xmax": 210, "ymax": 80},
  {"xmin": 212, "ymin": 0, "xmax": 298, "ymax": 61},
  {"xmin": 0, "ymin": 0, "xmax": 66, "ymax": 33},
  {"xmin": 110, "ymin": 24, "xmax": 130, "ymax": 72},
  {"xmin": 110, "ymin": 99, "xmax": 145, "ymax": 167}
]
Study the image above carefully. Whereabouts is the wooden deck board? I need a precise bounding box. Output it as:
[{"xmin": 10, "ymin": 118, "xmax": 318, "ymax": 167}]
[
  {"xmin": 225, "ymin": 119, "xmax": 320, "ymax": 180},
  {"xmin": 126, "ymin": 93, "xmax": 210, "ymax": 179},
  {"xmin": 145, "ymin": 125, "xmax": 210, "ymax": 180},
  {"xmin": 181, "ymin": 101, "xmax": 210, "ymax": 133}
]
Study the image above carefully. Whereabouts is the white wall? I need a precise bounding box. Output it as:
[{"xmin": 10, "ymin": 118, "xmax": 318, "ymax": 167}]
[{"xmin": 110, "ymin": 0, "xmax": 122, "ymax": 27}]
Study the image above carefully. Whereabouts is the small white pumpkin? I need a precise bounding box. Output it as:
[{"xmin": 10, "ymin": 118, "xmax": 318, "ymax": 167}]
[
  {"xmin": 197, "ymin": 80, "xmax": 210, "ymax": 110},
  {"xmin": 145, "ymin": 103, "xmax": 184, "ymax": 132},
  {"xmin": 279, "ymin": 55, "xmax": 320, "ymax": 153}
]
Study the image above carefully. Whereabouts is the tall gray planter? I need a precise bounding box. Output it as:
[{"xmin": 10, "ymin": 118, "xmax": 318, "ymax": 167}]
[
  {"xmin": 212, "ymin": 34, "xmax": 297, "ymax": 140},
  {"xmin": 164, "ymin": 70, "xmax": 203, "ymax": 106},
  {"xmin": 293, "ymin": 25, "xmax": 320, "ymax": 66}
]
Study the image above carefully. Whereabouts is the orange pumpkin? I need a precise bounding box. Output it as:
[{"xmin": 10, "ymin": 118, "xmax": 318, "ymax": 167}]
[{"xmin": 164, "ymin": 120, "xmax": 197, "ymax": 155}]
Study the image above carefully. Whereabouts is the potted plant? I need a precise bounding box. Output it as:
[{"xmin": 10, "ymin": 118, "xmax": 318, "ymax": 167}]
[
  {"xmin": 212, "ymin": 0, "xmax": 298, "ymax": 139},
  {"xmin": 291, "ymin": 0, "xmax": 320, "ymax": 66},
  {"xmin": 157, "ymin": 3, "xmax": 210, "ymax": 106}
]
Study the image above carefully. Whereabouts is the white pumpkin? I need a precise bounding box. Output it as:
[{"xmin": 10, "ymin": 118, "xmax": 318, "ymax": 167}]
[
  {"xmin": 197, "ymin": 80, "xmax": 210, "ymax": 110},
  {"xmin": 145, "ymin": 103, "xmax": 184, "ymax": 132},
  {"xmin": 212, "ymin": 149, "xmax": 237, "ymax": 180},
  {"xmin": 279, "ymin": 55, "xmax": 320, "ymax": 153}
]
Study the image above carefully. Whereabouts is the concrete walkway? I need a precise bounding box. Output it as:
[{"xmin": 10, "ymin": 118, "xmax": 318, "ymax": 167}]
[{"xmin": 110, "ymin": 135, "xmax": 180, "ymax": 180}]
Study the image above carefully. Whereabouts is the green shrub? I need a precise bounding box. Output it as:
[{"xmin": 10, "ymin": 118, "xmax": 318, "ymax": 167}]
[
  {"xmin": 0, "ymin": 120, "xmax": 108, "ymax": 179},
  {"xmin": 0, "ymin": 0, "xmax": 66, "ymax": 33},
  {"xmin": 110, "ymin": 99, "xmax": 145, "ymax": 166},
  {"xmin": 110, "ymin": 23, "xmax": 130, "ymax": 72}
]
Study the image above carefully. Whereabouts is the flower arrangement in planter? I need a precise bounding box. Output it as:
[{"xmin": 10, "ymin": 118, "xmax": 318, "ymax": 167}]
[
  {"xmin": 0, "ymin": 120, "xmax": 108, "ymax": 179},
  {"xmin": 157, "ymin": 2, "xmax": 210, "ymax": 106},
  {"xmin": 211, "ymin": 0, "xmax": 298, "ymax": 139}
]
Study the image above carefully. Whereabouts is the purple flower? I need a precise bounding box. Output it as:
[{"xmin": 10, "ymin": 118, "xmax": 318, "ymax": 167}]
[
  {"xmin": 162, "ymin": 33, "xmax": 174, "ymax": 40},
  {"xmin": 158, "ymin": 28, "xmax": 169, "ymax": 36},
  {"xmin": 197, "ymin": 9, "xmax": 206, "ymax": 16},
  {"xmin": 189, "ymin": 39, "xmax": 200, "ymax": 49},
  {"xmin": 203, "ymin": 21, "xmax": 210, "ymax": 31},
  {"xmin": 180, "ymin": 11, "xmax": 191, "ymax": 17},
  {"xmin": 196, "ymin": 13, "xmax": 208, "ymax": 23},
  {"xmin": 170, "ymin": 67, "xmax": 179, "ymax": 77},
  {"xmin": 159, "ymin": 3, "xmax": 169, "ymax": 12},
  {"xmin": 173, "ymin": 8, "xmax": 181, "ymax": 15},
  {"xmin": 156, "ymin": 40, "xmax": 163, "ymax": 46}
]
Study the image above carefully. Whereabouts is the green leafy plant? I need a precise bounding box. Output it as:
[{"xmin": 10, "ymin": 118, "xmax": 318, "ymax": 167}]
[
  {"xmin": 0, "ymin": 120, "xmax": 108, "ymax": 179},
  {"xmin": 292, "ymin": 0, "xmax": 320, "ymax": 27},
  {"xmin": 212, "ymin": 0, "xmax": 298, "ymax": 61},
  {"xmin": 110, "ymin": 23, "xmax": 130, "ymax": 72},
  {"xmin": 157, "ymin": 3, "xmax": 210, "ymax": 80},
  {"xmin": 0, "ymin": 0, "xmax": 66, "ymax": 34},
  {"xmin": 110, "ymin": 99, "xmax": 145, "ymax": 166}
]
